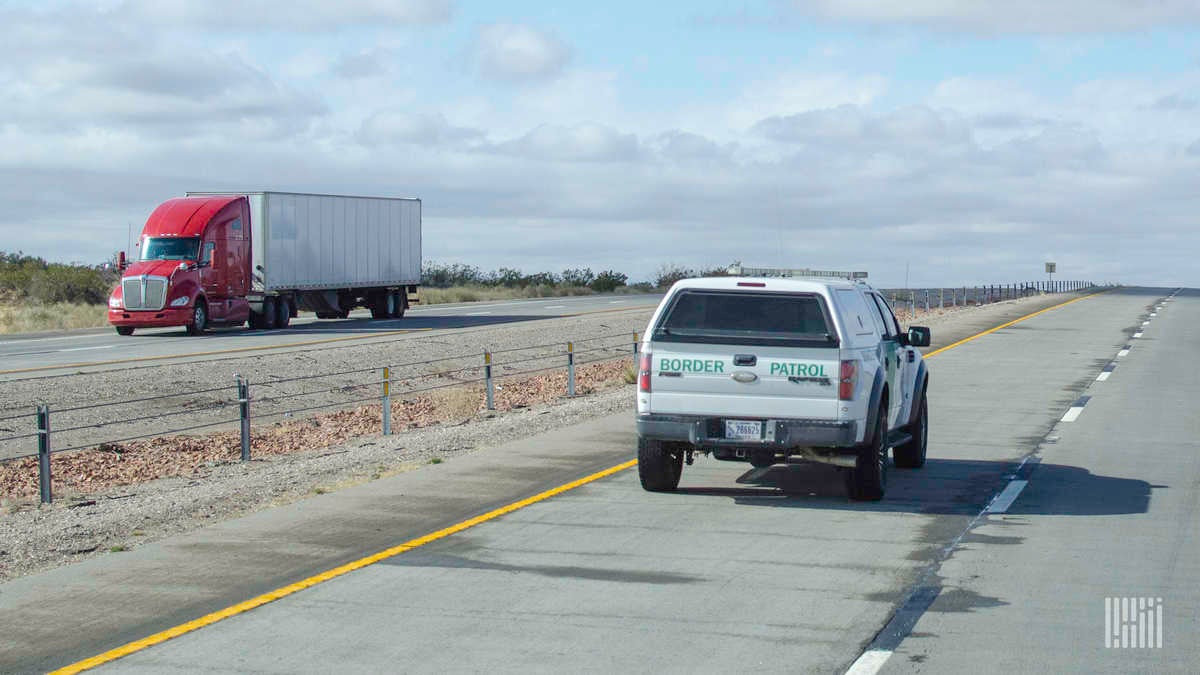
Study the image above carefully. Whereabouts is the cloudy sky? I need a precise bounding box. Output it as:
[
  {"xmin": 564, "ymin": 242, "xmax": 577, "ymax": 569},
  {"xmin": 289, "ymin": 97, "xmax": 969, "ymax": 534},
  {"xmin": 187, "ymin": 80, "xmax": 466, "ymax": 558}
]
[{"xmin": 3, "ymin": 1, "xmax": 1200, "ymax": 287}]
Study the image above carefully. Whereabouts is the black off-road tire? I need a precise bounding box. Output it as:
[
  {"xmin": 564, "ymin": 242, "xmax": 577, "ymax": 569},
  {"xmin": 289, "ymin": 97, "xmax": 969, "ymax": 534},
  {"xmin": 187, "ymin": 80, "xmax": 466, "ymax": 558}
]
[
  {"xmin": 186, "ymin": 300, "xmax": 207, "ymax": 335},
  {"xmin": 846, "ymin": 405, "xmax": 888, "ymax": 501},
  {"xmin": 390, "ymin": 291, "xmax": 407, "ymax": 318},
  {"xmin": 115, "ymin": 326, "xmax": 134, "ymax": 336},
  {"xmin": 638, "ymin": 438, "xmax": 684, "ymax": 492},
  {"xmin": 276, "ymin": 297, "xmax": 291, "ymax": 329},
  {"xmin": 893, "ymin": 395, "xmax": 928, "ymax": 469}
]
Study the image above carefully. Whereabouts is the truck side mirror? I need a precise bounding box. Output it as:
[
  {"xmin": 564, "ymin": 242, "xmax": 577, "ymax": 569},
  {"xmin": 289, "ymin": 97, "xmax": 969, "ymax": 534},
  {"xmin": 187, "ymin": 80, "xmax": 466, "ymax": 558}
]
[
  {"xmin": 908, "ymin": 326, "xmax": 931, "ymax": 348},
  {"xmin": 118, "ymin": 251, "xmax": 127, "ymax": 271}
]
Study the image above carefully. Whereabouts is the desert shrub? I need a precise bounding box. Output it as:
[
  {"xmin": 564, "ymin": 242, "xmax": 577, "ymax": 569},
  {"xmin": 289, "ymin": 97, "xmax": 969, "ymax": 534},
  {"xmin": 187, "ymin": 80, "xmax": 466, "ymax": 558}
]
[
  {"xmin": 590, "ymin": 270, "xmax": 627, "ymax": 293},
  {"xmin": 654, "ymin": 264, "xmax": 694, "ymax": 289}
]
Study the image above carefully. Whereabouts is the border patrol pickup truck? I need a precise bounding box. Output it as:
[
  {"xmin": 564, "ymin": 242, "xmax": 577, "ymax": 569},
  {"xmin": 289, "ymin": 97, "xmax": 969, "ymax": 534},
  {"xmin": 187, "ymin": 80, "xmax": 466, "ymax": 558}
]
[{"xmin": 635, "ymin": 275, "xmax": 931, "ymax": 501}]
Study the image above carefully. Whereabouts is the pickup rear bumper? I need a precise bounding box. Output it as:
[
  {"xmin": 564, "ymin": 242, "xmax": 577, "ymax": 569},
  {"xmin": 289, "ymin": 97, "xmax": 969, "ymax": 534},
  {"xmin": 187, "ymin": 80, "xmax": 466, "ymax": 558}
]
[{"xmin": 637, "ymin": 414, "xmax": 858, "ymax": 449}]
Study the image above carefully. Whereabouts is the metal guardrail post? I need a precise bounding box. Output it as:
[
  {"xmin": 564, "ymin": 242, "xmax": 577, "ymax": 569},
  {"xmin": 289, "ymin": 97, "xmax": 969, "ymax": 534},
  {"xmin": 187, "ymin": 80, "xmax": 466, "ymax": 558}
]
[
  {"xmin": 238, "ymin": 375, "xmax": 251, "ymax": 462},
  {"xmin": 37, "ymin": 404, "xmax": 52, "ymax": 504},
  {"xmin": 484, "ymin": 352, "xmax": 494, "ymax": 411},
  {"xmin": 939, "ymin": 288, "xmax": 944, "ymax": 309},
  {"xmin": 567, "ymin": 342, "xmax": 576, "ymax": 397},
  {"xmin": 633, "ymin": 332, "xmax": 639, "ymax": 366},
  {"xmin": 382, "ymin": 366, "xmax": 392, "ymax": 436},
  {"xmin": 925, "ymin": 290, "xmax": 930, "ymax": 312}
]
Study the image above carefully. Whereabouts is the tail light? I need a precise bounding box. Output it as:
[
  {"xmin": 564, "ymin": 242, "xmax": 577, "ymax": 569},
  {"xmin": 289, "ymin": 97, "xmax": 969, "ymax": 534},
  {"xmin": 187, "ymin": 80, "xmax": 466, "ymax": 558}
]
[
  {"xmin": 638, "ymin": 351, "xmax": 652, "ymax": 392},
  {"xmin": 839, "ymin": 359, "xmax": 857, "ymax": 400}
]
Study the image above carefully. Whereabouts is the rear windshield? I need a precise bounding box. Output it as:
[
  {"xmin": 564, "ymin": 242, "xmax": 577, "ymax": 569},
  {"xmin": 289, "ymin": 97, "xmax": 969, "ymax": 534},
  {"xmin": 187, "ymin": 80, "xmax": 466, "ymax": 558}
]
[{"xmin": 653, "ymin": 290, "xmax": 836, "ymax": 347}]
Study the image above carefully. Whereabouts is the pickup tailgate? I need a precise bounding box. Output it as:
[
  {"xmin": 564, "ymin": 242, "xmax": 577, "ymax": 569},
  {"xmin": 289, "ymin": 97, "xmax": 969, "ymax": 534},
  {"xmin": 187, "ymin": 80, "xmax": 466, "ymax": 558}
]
[
  {"xmin": 650, "ymin": 343, "xmax": 840, "ymax": 419},
  {"xmin": 645, "ymin": 288, "xmax": 841, "ymax": 420}
]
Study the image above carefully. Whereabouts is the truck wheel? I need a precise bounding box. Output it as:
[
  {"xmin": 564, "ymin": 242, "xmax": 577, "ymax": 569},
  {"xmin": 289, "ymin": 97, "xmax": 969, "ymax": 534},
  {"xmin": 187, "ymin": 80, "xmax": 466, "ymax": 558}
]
[
  {"xmin": 846, "ymin": 405, "xmax": 888, "ymax": 501},
  {"xmin": 893, "ymin": 395, "xmax": 928, "ymax": 469},
  {"xmin": 276, "ymin": 297, "xmax": 291, "ymax": 329},
  {"xmin": 262, "ymin": 297, "xmax": 278, "ymax": 330},
  {"xmin": 390, "ymin": 291, "xmax": 406, "ymax": 318},
  {"xmin": 186, "ymin": 300, "xmax": 208, "ymax": 335},
  {"xmin": 115, "ymin": 326, "xmax": 134, "ymax": 336},
  {"xmin": 638, "ymin": 438, "xmax": 684, "ymax": 492},
  {"xmin": 370, "ymin": 294, "xmax": 389, "ymax": 320}
]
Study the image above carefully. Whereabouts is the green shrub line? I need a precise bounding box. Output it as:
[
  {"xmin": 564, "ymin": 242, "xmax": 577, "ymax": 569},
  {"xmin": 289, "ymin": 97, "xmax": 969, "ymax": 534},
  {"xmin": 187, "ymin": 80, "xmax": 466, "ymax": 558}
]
[
  {"xmin": 0, "ymin": 253, "xmax": 731, "ymax": 308},
  {"xmin": 1, "ymin": 251, "xmax": 117, "ymax": 306}
]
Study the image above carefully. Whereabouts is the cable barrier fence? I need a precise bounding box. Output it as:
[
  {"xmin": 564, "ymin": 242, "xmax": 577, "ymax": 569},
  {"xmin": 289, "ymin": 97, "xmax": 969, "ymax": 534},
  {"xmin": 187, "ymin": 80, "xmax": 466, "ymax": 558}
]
[{"xmin": 0, "ymin": 330, "xmax": 643, "ymax": 504}]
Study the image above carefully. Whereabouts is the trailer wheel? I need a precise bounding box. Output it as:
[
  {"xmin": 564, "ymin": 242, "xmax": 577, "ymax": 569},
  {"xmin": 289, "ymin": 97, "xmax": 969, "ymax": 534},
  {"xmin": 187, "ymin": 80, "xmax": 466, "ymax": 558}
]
[
  {"xmin": 262, "ymin": 297, "xmax": 278, "ymax": 330},
  {"xmin": 390, "ymin": 291, "xmax": 406, "ymax": 318},
  {"xmin": 370, "ymin": 293, "xmax": 389, "ymax": 320},
  {"xmin": 276, "ymin": 297, "xmax": 291, "ymax": 329},
  {"xmin": 115, "ymin": 326, "xmax": 134, "ymax": 336},
  {"xmin": 186, "ymin": 299, "xmax": 208, "ymax": 335}
]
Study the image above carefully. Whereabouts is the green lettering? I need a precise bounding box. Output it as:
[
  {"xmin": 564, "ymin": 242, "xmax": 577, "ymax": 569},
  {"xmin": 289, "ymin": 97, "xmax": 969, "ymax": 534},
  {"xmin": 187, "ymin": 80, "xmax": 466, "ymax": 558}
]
[
  {"xmin": 769, "ymin": 363, "xmax": 782, "ymax": 375},
  {"xmin": 714, "ymin": 360, "xmax": 724, "ymax": 373}
]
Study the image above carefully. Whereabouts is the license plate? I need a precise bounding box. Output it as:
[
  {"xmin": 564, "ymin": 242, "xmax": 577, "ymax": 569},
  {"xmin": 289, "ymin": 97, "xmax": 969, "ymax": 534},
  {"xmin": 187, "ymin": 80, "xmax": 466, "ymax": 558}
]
[{"xmin": 725, "ymin": 420, "xmax": 762, "ymax": 440}]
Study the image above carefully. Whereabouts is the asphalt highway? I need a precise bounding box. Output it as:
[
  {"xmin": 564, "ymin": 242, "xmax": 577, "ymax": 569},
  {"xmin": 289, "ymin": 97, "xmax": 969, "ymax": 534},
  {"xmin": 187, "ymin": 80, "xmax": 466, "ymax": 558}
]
[
  {"xmin": 2, "ymin": 287, "xmax": 1194, "ymax": 673},
  {"xmin": 0, "ymin": 293, "xmax": 664, "ymax": 378}
]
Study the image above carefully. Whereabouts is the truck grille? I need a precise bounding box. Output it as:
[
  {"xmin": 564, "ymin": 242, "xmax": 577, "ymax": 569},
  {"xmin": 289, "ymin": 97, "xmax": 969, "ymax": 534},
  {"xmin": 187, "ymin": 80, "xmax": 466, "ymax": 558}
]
[{"xmin": 122, "ymin": 276, "xmax": 168, "ymax": 310}]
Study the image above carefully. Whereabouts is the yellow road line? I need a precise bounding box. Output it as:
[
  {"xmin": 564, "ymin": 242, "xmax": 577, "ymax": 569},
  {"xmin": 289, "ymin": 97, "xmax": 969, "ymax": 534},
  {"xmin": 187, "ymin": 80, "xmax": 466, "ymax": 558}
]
[
  {"xmin": 923, "ymin": 292, "xmax": 1102, "ymax": 359},
  {"xmin": 51, "ymin": 459, "xmax": 639, "ymax": 675},
  {"xmin": 52, "ymin": 291, "xmax": 1102, "ymax": 673}
]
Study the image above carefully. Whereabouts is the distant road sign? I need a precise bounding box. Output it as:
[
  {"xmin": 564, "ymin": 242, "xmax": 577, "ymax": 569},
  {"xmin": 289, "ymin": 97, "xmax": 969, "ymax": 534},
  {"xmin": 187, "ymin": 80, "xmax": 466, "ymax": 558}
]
[{"xmin": 1045, "ymin": 262, "xmax": 1057, "ymax": 273}]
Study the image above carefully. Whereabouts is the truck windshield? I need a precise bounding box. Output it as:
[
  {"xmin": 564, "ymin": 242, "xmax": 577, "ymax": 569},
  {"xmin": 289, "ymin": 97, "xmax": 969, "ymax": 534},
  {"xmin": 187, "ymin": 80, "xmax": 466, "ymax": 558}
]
[
  {"xmin": 654, "ymin": 290, "xmax": 836, "ymax": 347},
  {"xmin": 140, "ymin": 237, "xmax": 200, "ymax": 261}
]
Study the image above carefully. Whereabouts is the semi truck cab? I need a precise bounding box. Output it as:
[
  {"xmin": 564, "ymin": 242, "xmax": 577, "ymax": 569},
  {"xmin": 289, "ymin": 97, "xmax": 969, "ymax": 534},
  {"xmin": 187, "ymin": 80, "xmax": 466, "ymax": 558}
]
[{"xmin": 108, "ymin": 195, "xmax": 252, "ymax": 335}]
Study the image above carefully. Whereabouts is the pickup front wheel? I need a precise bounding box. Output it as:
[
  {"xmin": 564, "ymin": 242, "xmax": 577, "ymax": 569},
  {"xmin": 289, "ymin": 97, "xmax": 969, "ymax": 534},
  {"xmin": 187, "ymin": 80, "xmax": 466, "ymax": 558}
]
[
  {"xmin": 638, "ymin": 438, "xmax": 684, "ymax": 492},
  {"xmin": 893, "ymin": 396, "xmax": 928, "ymax": 469}
]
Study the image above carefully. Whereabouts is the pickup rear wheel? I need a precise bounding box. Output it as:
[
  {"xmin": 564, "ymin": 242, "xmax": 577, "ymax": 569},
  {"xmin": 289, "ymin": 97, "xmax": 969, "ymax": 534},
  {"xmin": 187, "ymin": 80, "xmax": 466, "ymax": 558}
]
[
  {"xmin": 638, "ymin": 438, "xmax": 684, "ymax": 492},
  {"xmin": 846, "ymin": 406, "xmax": 888, "ymax": 501},
  {"xmin": 893, "ymin": 395, "xmax": 928, "ymax": 469},
  {"xmin": 115, "ymin": 326, "xmax": 134, "ymax": 336}
]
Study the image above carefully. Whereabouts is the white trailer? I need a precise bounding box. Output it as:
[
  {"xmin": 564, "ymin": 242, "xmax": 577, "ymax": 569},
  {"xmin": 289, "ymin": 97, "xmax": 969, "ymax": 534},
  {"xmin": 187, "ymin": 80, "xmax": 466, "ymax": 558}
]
[{"xmin": 188, "ymin": 191, "xmax": 421, "ymax": 325}]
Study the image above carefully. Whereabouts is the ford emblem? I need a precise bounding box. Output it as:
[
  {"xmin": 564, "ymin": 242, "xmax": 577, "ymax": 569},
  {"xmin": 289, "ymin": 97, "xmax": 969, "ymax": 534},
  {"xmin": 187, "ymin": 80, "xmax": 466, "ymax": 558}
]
[{"xmin": 731, "ymin": 371, "xmax": 758, "ymax": 383}]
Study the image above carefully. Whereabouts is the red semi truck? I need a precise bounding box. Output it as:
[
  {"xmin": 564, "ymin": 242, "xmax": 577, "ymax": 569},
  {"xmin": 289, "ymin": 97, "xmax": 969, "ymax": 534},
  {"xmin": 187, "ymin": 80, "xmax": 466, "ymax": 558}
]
[{"xmin": 108, "ymin": 191, "xmax": 421, "ymax": 335}]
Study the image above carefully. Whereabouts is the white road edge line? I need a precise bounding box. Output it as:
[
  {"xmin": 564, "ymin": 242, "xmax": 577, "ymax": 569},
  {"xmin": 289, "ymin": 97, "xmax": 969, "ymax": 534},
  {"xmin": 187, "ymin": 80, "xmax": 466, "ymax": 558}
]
[
  {"xmin": 985, "ymin": 479, "xmax": 1029, "ymax": 514},
  {"xmin": 1142, "ymin": 321, "xmax": 1150, "ymax": 326},
  {"xmin": 1117, "ymin": 348, "xmax": 1130, "ymax": 357},
  {"xmin": 1133, "ymin": 332, "xmax": 1143, "ymax": 339},
  {"xmin": 1096, "ymin": 371, "xmax": 1111, "ymax": 381},
  {"xmin": 845, "ymin": 649, "xmax": 893, "ymax": 675}
]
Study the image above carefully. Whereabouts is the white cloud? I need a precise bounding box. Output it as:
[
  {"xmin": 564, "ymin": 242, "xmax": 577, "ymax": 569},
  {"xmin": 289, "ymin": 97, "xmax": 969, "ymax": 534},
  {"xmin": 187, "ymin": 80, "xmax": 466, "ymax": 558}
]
[
  {"xmin": 729, "ymin": 72, "xmax": 887, "ymax": 129},
  {"xmin": 475, "ymin": 23, "xmax": 571, "ymax": 82},
  {"xmin": 496, "ymin": 123, "xmax": 638, "ymax": 162},
  {"xmin": 790, "ymin": 0, "xmax": 1200, "ymax": 33},
  {"xmin": 358, "ymin": 111, "xmax": 483, "ymax": 147},
  {"xmin": 119, "ymin": 0, "xmax": 453, "ymax": 31}
]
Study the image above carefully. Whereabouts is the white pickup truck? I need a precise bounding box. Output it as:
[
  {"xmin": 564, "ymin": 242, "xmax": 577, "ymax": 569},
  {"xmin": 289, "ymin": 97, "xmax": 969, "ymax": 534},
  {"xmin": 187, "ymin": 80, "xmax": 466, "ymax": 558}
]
[{"xmin": 635, "ymin": 276, "xmax": 931, "ymax": 500}]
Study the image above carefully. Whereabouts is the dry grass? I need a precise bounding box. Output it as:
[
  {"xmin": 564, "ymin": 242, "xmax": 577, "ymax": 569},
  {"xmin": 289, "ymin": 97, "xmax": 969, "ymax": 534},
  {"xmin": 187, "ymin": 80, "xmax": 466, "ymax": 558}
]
[
  {"xmin": 419, "ymin": 285, "xmax": 597, "ymax": 305},
  {"xmin": 0, "ymin": 301, "xmax": 108, "ymax": 333}
]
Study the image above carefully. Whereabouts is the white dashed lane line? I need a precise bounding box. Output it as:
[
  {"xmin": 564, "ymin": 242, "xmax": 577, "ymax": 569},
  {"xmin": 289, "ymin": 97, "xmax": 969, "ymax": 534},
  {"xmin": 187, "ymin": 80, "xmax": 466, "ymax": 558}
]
[
  {"xmin": 1133, "ymin": 332, "xmax": 1143, "ymax": 339},
  {"xmin": 1117, "ymin": 345, "xmax": 1131, "ymax": 357},
  {"xmin": 985, "ymin": 480, "xmax": 1030, "ymax": 514},
  {"xmin": 1060, "ymin": 395, "xmax": 1091, "ymax": 423}
]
